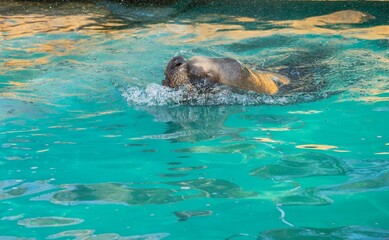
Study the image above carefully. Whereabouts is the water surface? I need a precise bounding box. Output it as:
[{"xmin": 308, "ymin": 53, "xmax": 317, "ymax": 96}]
[{"xmin": 1, "ymin": 0, "xmax": 389, "ymax": 239}]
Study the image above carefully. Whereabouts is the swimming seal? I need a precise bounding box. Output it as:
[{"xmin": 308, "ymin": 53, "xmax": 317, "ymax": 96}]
[{"xmin": 162, "ymin": 56, "xmax": 290, "ymax": 94}]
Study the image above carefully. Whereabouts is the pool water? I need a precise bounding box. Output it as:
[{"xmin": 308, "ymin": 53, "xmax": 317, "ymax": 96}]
[{"xmin": 1, "ymin": 0, "xmax": 389, "ymax": 239}]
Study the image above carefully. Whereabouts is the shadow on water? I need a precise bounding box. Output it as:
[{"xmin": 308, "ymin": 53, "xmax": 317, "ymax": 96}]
[
  {"xmin": 27, "ymin": 178, "xmax": 257, "ymax": 205},
  {"xmin": 250, "ymin": 152, "xmax": 389, "ymax": 207},
  {"xmin": 134, "ymin": 105, "xmax": 245, "ymax": 142}
]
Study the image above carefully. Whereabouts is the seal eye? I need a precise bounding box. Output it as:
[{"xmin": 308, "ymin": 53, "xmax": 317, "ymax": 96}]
[{"xmin": 174, "ymin": 62, "xmax": 183, "ymax": 68}]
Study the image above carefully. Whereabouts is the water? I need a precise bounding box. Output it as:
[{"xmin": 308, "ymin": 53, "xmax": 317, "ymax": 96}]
[{"xmin": 1, "ymin": 0, "xmax": 389, "ymax": 239}]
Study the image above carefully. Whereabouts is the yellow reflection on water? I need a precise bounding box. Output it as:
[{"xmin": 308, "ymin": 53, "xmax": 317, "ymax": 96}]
[
  {"xmin": 343, "ymin": 26, "xmax": 389, "ymax": 40},
  {"xmin": 0, "ymin": 6, "xmax": 387, "ymax": 44},
  {"xmin": 26, "ymin": 39, "xmax": 84, "ymax": 56},
  {"xmin": 3, "ymin": 57, "xmax": 49, "ymax": 70},
  {"xmin": 296, "ymin": 144, "xmax": 338, "ymax": 150},
  {"xmin": 1, "ymin": 6, "xmax": 387, "ymax": 106},
  {"xmin": 358, "ymin": 97, "xmax": 389, "ymax": 103},
  {"xmin": 1, "ymin": 8, "xmax": 387, "ymax": 48},
  {"xmin": 0, "ymin": 14, "xmax": 104, "ymax": 40},
  {"xmin": 255, "ymin": 137, "xmax": 281, "ymax": 143},
  {"xmin": 193, "ymin": 14, "xmax": 257, "ymax": 23},
  {"xmin": 140, "ymin": 10, "xmax": 388, "ymax": 45},
  {"xmin": 7, "ymin": 81, "xmax": 27, "ymax": 87},
  {"xmin": 269, "ymin": 10, "xmax": 374, "ymax": 28},
  {"xmin": 0, "ymin": 91, "xmax": 55, "ymax": 106}
]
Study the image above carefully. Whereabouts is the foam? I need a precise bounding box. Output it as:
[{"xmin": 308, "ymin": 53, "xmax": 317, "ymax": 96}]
[{"xmin": 121, "ymin": 83, "xmax": 330, "ymax": 106}]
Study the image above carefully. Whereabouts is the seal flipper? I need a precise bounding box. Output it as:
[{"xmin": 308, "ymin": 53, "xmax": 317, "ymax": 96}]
[{"xmin": 242, "ymin": 66, "xmax": 283, "ymax": 95}]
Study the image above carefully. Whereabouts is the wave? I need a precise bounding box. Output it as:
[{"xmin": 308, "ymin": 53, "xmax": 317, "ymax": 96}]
[{"xmin": 121, "ymin": 83, "xmax": 334, "ymax": 106}]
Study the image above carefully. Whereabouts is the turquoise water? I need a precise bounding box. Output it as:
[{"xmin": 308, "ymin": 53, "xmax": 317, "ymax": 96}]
[{"xmin": 1, "ymin": 0, "xmax": 389, "ymax": 239}]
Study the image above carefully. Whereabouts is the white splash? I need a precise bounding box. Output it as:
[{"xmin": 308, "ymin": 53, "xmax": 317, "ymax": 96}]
[{"xmin": 121, "ymin": 83, "xmax": 306, "ymax": 106}]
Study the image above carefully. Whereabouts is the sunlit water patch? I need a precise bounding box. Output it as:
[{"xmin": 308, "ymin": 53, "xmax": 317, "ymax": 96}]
[{"xmin": 1, "ymin": 0, "xmax": 389, "ymax": 239}]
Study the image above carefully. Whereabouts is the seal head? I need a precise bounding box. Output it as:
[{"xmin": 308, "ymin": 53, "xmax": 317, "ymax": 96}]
[{"xmin": 162, "ymin": 56, "xmax": 190, "ymax": 89}]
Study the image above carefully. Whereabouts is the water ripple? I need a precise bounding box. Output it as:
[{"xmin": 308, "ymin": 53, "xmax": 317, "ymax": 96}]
[
  {"xmin": 257, "ymin": 226, "xmax": 389, "ymax": 240},
  {"xmin": 17, "ymin": 217, "xmax": 83, "ymax": 228},
  {"xmin": 47, "ymin": 230, "xmax": 169, "ymax": 240},
  {"xmin": 251, "ymin": 152, "xmax": 348, "ymax": 180},
  {"xmin": 0, "ymin": 180, "xmax": 56, "ymax": 200},
  {"xmin": 33, "ymin": 178, "xmax": 257, "ymax": 206}
]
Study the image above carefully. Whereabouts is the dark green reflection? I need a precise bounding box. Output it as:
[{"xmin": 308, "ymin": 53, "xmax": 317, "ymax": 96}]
[
  {"xmin": 51, "ymin": 178, "xmax": 257, "ymax": 205},
  {"xmin": 174, "ymin": 210, "xmax": 212, "ymax": 221},
  {"xmin": 257, "ymin": 226, "xmax": 389, "ymax": 240},
  {"xmin": 251, "ymin": 152, "xmax": 348, "ymax": 180},
  {"xmin": 52, "ymin": 183, "xmax": 180, "ymax": 205}
]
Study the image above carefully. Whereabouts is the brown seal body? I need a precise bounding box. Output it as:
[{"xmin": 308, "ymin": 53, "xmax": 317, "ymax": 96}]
[{"xmin": 162, "ymin": 56, "xmax": 289, "ymax": 95}]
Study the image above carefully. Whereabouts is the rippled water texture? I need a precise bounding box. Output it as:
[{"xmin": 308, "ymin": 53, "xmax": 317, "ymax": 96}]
[{"xmin": 1, "ymin": 0, "xmax": 389, "ymax": 239}]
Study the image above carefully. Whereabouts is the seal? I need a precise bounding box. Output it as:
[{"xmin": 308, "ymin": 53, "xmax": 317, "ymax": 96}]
[{"xmin": 162, "ymin": 56, "xmax": 290, "ymax": 94}]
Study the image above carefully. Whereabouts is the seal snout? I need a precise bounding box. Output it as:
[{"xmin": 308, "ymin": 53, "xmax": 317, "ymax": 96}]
[
  {"xmin": 168, "ymin": 56, "xmax": 188, "ymax": 72},
  {"xmin": 163, "ymin": 56, "xmax": 190, "ymax": 88}
]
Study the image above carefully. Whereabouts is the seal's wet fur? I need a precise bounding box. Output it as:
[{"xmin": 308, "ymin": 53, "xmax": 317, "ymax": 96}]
[
  {"xmin": 162, "ymin": 56, "xmax": 191, "ymax": 89},
  {"xmin": 163, "ymin": 56, "xmax": 289, "ymax": 94}
]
